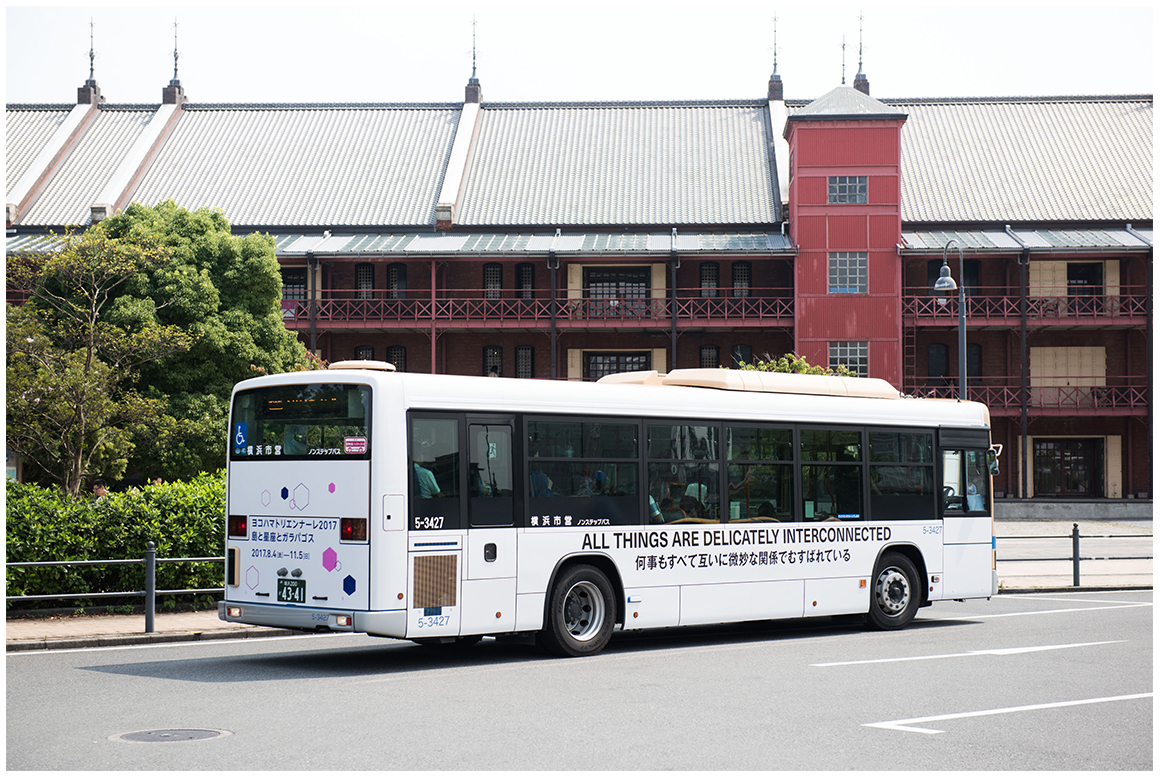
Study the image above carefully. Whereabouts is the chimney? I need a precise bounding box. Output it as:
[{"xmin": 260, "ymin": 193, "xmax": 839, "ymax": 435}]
[
  {"xmin": 465, "ymin": 77, "xmax": 482, "ymax": 104},
  {"xmin": 768, "ymin": 72, "xmax": 783, "ymax": 101},
  {"xmin": 77, "ymin": 79, "xmax": 103, "ymax": 105},
  {"xmin": 163, "ymin": 81, "xmax": 186, "ymax": 105},
  {"xmin": 853, "ymin": 70, "xmax": 870, "ymax": 95}
]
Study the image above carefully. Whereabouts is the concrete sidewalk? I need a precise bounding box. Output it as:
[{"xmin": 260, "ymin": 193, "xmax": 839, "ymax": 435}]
[{"xmin": 7, "ymin": 518, "xmax": 1150, "ymax": 652}]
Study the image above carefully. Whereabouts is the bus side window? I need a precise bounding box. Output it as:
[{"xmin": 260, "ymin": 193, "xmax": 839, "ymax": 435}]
[
  {"xmin": 411, "ymin": 418, "xmax": 459, "ymax": 500},
  {"xmin": 942, "ymin": 451, "xmax": 964, "ymax": 511},
  {"xmin": 942, "ymin": 450, "xmax": 988, "ymax": 513}
]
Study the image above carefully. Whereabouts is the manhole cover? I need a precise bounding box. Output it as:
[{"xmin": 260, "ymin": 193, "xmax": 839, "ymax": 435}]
[{"xmin": 113, "ymin": 729, "xmax": 231, "ymax": 743}]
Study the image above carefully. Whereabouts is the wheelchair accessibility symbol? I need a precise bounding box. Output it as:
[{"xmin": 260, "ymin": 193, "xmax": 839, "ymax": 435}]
[{"xmin": 234, "ymin": 423, "xmax": 248, "ymax": 447}]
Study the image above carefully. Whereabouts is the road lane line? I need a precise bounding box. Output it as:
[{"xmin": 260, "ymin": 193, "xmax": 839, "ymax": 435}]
[
  {"xmin": 927, "ymin": 602, "xmax": 1152, "ymax": 621},
  {"xmin": 864, "ymin": 692, "xmax": 1153, "ymax": 734},
  {"xmin": 811, "ymin": 640, "xmax": 1122, "ymax": 667},
  {"xmin": 1002, "ymin": 598, "xmax": 1155, "ymax": 607}
]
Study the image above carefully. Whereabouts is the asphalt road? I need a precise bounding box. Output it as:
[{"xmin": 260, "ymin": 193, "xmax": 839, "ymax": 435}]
[{"xmin": 7, "ymin": 590, "xmax": 1152, "ymax": 770}]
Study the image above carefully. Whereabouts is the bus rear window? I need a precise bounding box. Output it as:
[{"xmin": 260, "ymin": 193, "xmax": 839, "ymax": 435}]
[{"xmin": 230, "ymin": 383, "xmax": 371, "ymax": 460}]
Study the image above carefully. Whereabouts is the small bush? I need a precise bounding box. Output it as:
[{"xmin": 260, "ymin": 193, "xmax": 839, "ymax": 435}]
[{"xmin": 6, "ymin": 471, "xmax": 225, "ymax": 610}]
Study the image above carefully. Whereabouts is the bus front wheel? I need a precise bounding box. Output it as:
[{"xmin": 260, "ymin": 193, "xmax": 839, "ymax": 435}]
[
  {"xmin": 539, "ymin": 564, "xmax": 615, "ymax": 657},
  {"xmin": 867, "ymin": 552, "xmax": 920, "ymax": 630}
]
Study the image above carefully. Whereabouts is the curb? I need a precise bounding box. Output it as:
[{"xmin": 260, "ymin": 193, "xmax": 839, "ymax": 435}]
[
  {"xmin": 6, "ymin": 627, "xmax": 299, "ymax": 652},
  {"xmin": 7, "ymin": 585, "xmax": 1151, "ymax": 651}
]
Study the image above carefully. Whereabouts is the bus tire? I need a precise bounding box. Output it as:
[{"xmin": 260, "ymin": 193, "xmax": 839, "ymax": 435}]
[
  {"xmin": 867, "ymin": 552, "xmax": 920, "ymax": 631},
  {"xmin": 539, "ymin": 564, "xmax": 615, "ymax": 657}
]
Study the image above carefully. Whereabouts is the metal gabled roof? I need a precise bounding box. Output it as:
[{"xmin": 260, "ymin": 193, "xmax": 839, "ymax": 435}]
[
  {"xmin": 457, "ymin": 102, "xmax": 781, "ymax": 227},
  {"xmin": 20, "ymin": 106, "xmax": 155, "ymax": 227},
  {"xmin": 892, "ymin": 96, "xmax": 1152, "ymax": 224},
  {"xmin": 5, "ymin": 106, "xmax": 73, "ymax": 194},
  {"xmin": 131, "ymin": 104, "xmax": 461, "ymax": 228}
]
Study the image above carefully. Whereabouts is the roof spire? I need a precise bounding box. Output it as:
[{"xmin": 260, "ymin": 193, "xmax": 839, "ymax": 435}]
[
  {"xmin": 86, "ymin": 18, "xmax": 97, "ymax": 86},
  {"xmin": 170, "ymin": 18, "xmax": 181, "ymax": 86},
  {"xmin": 471, "ymin": 16, "xmax": 478, "ymax": 82},
  {"xmin": 841, "ymin": 35, "xmax": 846, "ymax": 85},
  {"xmin": 465, "ymin": 16, "xmax": 482, "ymax": 103},
  {"xmin": 853, "ymin": 13, "xmax": 870, "ymax": 95},
  {"xmin": 78, "ymin": 18, "xmax": 103, "ymax": 104},
  {"xmin": 162, "ymin": 17, "xmax": 187, "ymax": 105},
  {"xmin": 767, "ymin": 14, "xmax": 783, "ymax": 101}
]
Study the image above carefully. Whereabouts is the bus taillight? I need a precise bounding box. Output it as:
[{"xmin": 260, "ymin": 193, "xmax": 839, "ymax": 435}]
[
  {"xmin": 228, "ymin": 514, "xmax": 247, "ymax": 538},
  {"xmin": 341, "ymin": 517, "xmax": 367, "ymax": 542}
]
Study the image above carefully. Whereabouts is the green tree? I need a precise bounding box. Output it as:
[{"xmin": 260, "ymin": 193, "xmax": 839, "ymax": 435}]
[
  {"xmin": 6, "ymin": 229, "xmax": 190, "ymax": 496},
  {"xmin": 735, "ymin": 352, "xmax": 856, "ymax": 376},
  {"xmin": 93, "ymin": 201, "xmax": 312, "ymax": 478}
]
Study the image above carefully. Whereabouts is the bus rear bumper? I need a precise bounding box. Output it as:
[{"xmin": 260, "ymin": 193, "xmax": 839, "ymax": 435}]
[
  {"xmin": 218, "ymin": 601, "xmax": 407, "ymax": 638},
  {"xmin": 218, "ymin": 600, "xmax": 355, "ymax": 633}
]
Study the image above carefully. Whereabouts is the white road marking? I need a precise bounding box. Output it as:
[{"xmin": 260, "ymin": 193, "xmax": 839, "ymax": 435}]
[
  {"xmin": 864, "ymin": 693, "xmax": 1153, "ymax": 734},
  {"xmin": 928, "ymin": 602, "xmax": 1152, "ymax": 620},
  {"xmin": 811, "ymin": 640, "xmax": 1122, "ymax": 667}
]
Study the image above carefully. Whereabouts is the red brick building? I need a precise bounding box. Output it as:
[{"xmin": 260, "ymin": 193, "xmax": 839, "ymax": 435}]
[{"xmin": 6, "ymin": 71, "xmax": 1152, "ymax": 504}]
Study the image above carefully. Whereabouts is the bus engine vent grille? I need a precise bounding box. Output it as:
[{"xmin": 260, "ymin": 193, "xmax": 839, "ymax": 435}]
[{"xmin": 413, "ymin": 554, "xmax": 457, "ymax": 608}]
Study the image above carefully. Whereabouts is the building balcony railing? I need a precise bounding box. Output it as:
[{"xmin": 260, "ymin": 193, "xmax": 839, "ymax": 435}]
[
  {"xmin": 280, "ymin": 287, "xmax": 795, "ymax": 328},
  {"xmin": 903, "ymin": 286, "xmax": 1149, "ymax": 325},
  {"xmin": 903, "ymin": 375, "xmax": 1149, "ymax": 415}
]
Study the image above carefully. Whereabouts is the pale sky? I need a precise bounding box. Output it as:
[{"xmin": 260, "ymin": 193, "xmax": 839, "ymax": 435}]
[{"xmin": 4, "ymin": 2, "xmax": 1155, "ymax": 105}]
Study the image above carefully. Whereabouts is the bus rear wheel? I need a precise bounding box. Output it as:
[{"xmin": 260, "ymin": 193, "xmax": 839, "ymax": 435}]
[
  {"xmin": 539, "ymin": 564, "xmax": 615, "ymax": 657},
  {"xmin": 867, "ymin": 552, "xmax": 920, "ymax": 630}
]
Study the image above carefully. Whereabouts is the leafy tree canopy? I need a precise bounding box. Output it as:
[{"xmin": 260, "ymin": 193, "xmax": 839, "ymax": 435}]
[
  {"xmin": 94, "ymin": 201, "xmax": 312, "ymax": 478},
  {"xmin": 7, "ymin": 201, "xmax": 312, "ymax": 493}
]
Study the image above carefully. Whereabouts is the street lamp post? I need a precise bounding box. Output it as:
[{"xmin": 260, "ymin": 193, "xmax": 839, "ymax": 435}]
[{"xmin": 933, "ymin": 239, "xmax": 967, "ymax": 401}]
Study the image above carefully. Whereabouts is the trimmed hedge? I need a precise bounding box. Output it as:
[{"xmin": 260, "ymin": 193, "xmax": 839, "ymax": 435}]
[{"xmin": 6, "ymin": 471, "xmax": 226, "ymax": 611}]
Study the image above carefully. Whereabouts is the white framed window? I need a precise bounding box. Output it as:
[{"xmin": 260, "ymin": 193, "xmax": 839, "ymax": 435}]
[
  {"xmin": 484, "ymin": 264, "xmax": 503, "ymax": 300},
  {"xmin": 484, "ymin": 346, "xmax": 503, "ymax": 377},
  {"xmin": 700, "ymin": 262, "xmax": 719, "ymax": 298},
  {"xmin": 731, "ymin": 262, "xmax": 751, "ymax": 298},
  {"xmin": 829, "ymin": 341, "xmax": 869, "ymax": 377},
  {"xmin": 828, "ymin": 175, "xmax": 868, "ymax": 204},
  {"xmin": 356, "ymin": 263, "xmax": 374, "ymax": 300},
  {"xmin": 828, "ymin": 252, "xmax": 867, "ymax": 294},
  {"xmin": 516, "ymin": 345, "xmax": 534, "ymax": 379},
  {"xmin": 386, "ymin": 345, "xmax": 406, "ymax": 372}
]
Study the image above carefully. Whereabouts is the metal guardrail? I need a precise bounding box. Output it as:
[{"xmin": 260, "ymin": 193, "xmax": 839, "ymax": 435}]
[
  {"xmin": 997, "ymin": 523, "xmax": 1153, "ymax": 586},
  {"xmin": 5, "ymin": 541, "xmax": 224, "ymax": 633}
]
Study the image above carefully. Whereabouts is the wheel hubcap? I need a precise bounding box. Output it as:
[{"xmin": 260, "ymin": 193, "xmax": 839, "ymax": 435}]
[
  {"xmin": 875, "ymin": 567, "xmax": 910, "ymax": 616},
  {"xmin": 562, "ymin": 581, "xmax": 605, "ymax": 642}
]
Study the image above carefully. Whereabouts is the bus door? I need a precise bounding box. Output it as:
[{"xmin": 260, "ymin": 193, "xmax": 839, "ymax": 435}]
[{"xmin": 463, "ymin": 415, "xmax": 518, "ymax": 634}]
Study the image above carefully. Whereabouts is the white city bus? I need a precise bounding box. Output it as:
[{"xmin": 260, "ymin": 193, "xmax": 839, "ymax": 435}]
[{"xmin": 219, "ymin": 362, "xmax": 998, "ymax": 656}]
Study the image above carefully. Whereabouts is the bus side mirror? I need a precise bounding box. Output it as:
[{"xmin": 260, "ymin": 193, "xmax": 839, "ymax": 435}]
[{"xmin": 987, "ymin": 447, "xmax": 1001, "ymax": 476}]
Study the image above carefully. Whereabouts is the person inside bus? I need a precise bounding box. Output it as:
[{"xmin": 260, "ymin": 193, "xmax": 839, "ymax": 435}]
[{"xmin": 414, "ymin": 462, "xmax": 442, "ymax": 499}]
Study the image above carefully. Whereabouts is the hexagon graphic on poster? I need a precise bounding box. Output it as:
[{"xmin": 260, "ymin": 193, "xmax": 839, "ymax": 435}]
[
  {"xmin": 323, "ymin": 547, "xmax": 338, "ymax": 572},
  {"xmin": 293, "ymin": 483, "xmax": 310, "ymax": 511},
  {"xmin": 261, "ymin": 490, "xmax": 271, "ymax": 507},
  {"xmin": 246, "ymin": 566, "xmax": 259, "ymax": 590},
  {"xmin": 329, "ymin": 482, "xmax": 336, "ymax": 494},
  {"xmin": 343, "ymin": 575, "xmax": 357, "ymax": 596},
  {"xmin": 281, "ymin": 487, "xmax": 289, "ymax": 500}
]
